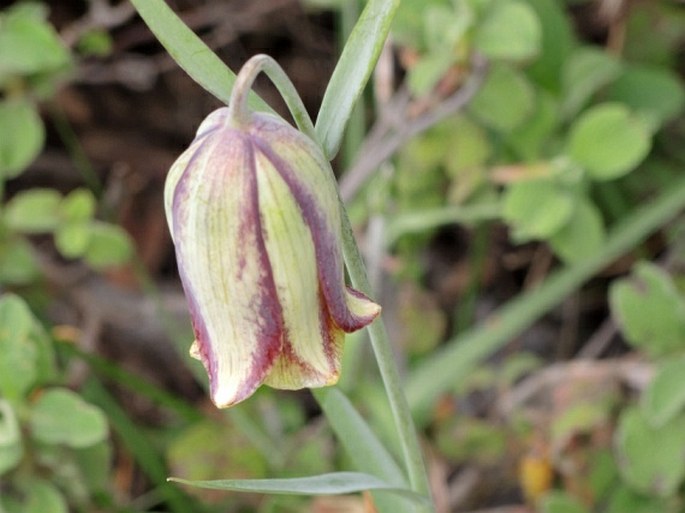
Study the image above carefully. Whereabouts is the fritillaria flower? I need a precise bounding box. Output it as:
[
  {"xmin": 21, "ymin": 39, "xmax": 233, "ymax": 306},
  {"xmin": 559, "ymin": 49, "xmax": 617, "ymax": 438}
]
[{"xmin": 165, "ymin": 63, "xmax": 380, "ymax": 408}]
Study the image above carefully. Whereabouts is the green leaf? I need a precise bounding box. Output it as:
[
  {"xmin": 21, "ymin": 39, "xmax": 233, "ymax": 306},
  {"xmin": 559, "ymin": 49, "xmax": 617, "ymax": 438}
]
[
  {"xmin": 606, "ymin": 485, "xmax": 671, "ymax": 513},
  {"xmin": 549, "ymin": 199, "xmax": 605, "ymax": 264},
  {"xmin": 4, "ymin": 188, "xmax": 62, "ymax": 233},
  {"xmin": 24, "ymin": 479, "xmax": 67, "ymax": 513},
  {"xmin": 502, "ymin": 178, "xmax": 575, "ymax": 241},
  {"xmin": 609, "ymin": 262, "xmax": 685, "ymax": 357},
  {"xmin": 567, "ymin": 103, "xmax": 651, "ymax": 180},
  {"xmin": 0, "ymin": 4, "xmax": 71, "ymax": 79},
  {"xmin": 128, "ymin": 0, "xmax": 270, "ymax": 112},
  {"xmin": 615, "ymin": 406, "xmax": 685, "ymax": 497},
  {"xmin": 509, "ymin": 90, "xmax": 560, "ymax": 160},
  {"xmin": 29, "ymin": 388, "xmax": 108, "ymax": 448},
  {"xmin": 170, "ymin": 471, "xmax": 427, "ymax": 504},
  {"xmin": 83, "ymin": 222, "xmax": 133, "ymax": 268},
  {"xmin": 540, "ymin": 491, "xmax": 590, "ymax": 513},
  {"xmin": 469, "ymin": 64, "xmax": 535, "ymax": 132},
  {"xmin": 642, "ymin": 356, "xmax": 685, "ymax": 428},
  {"xmin": 0, "ymin": 99, "xmax": 45, "ymax": 178},
  {"xmin": 473, "ymin": 0, "xmax": 541, "ymax": 61},
  {"xmin": 312, "ymin": 388, "xmax": 414, "ymax": 513},
  {"xmin": 524, "ymin": 0, "xmax": 576, "ymax": 92},
  {"xmin": 316, "ymin": 0, "xmax": 400, "ymax": 158},
  {"xmin": 408, "ymin": 49, "xmax": 455, "ymax": 96},
  {"xmin": 55, "ymin": 222, "xmax": 91, "ymax": 259},
  {"xmin": 0, "ymin": 400, "xmax": 23, "ymax": 475},
  {"xmin": 561, "ymin": 47, "xmax": 622, "ymax": 119},
  {"xmin": 60, "ymin": 188, "xmax": 96, "ymax": 222},
  {"xmin": 606, "ymin": 65, "xmax": 685, "ymax": 127},
  {"xmin": 0, "ymin": 237, "xmax": 40, "ymax": 285},
  {"xmin": 0, "ymin": 294, "xmax": 38, "ymax": 399}
]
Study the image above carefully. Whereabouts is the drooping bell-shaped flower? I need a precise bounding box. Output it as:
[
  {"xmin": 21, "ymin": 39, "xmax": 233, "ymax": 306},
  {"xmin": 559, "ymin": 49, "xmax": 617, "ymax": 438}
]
[{"xmin": 165, "ymin": 57, "xmax": 380, "ymax": 408}]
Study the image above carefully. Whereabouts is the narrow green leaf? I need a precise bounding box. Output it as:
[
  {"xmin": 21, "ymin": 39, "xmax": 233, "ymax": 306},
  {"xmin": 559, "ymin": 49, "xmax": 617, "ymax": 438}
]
[
  {"xmin": 313, "ymin": 388, "xmax": 405, "ymax": 486},
  {"xmin": 316, "ymin": 0, "xmax": 400, "ymax": 159},
  {"xmin": 170, "ymin": 471, "xmax": 427, "ymax": 504},
  {"xmin": 0, "ymin": 99, "xmax": 45, "ymax": 178},
  {"xmin": 128, "ymin": 0, "xmax": 271, "ymax": 112}
]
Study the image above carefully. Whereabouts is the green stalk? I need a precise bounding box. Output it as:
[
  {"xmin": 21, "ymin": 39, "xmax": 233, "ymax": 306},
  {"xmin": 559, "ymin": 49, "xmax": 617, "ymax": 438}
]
[
  {"xmin": 407, "ymin": 176, "xmax": 685, "ymax": 425},
  {"xmin": 339, "ymin": 205, "xmax": 434, "ymax": 509}
]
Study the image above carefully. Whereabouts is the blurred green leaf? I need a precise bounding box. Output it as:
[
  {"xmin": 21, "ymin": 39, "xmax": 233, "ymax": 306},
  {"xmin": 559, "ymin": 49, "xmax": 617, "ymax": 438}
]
[
  {"xmin": 473, "ymin": 0, "xmax": 541, "ymax": 61},
  {"xmin": 55, "ymin": 222, "xmax": 91, "ymax": 259},
  {"xmin": 606, "ymin": 485, "xmax": 672, "ymax": 513},
  {"xmin": 606, "ymin": 65, "xmax": 685, "ymax": 127},
  {"xmin": 0, "ymin": 399, "xmax": 23, "ymax": 475},
  {"xmin": 524, "ymin": 0, "xmax": 576, "ymax": 92},
  {"xmin": 509, "ymin": 91, "xmax": 559, "ymax": 160},
  {"xmin": 171, "ymin": 471, "xmax": 427, "ymax": 504},
  {"xmin": 642, "ymin": 356, "xmax": 685, "ymax": 428},
  {"xmin": 4, "ymin": 188, "xmax": 62, "ymax": 233},
  {"xmin": 30, "ymin": 388, "xmax": 108, "ymax": 448},
  {"xmin": 549, "ymin": 199, "xmax": 605, "ymax": 264},
  {"xmin": 469, "ymin": 64, "xmax": 535, "ymax": 132},
  {"xmin": 408, "ymin": 49, "xmax": 455, "ymax": 96},
  {"xmin": 0, "ymin": 237, "xmax": 40, "ymax": 285},
  {"xmin": 76, "ymin": 29, "xmax": 113, "ymax": 58},
  {"xmin": 25, "ymin": 479, "xmax": 68, "ymax": 513},
  {"xmin": 72, "ymin": 441, "xmax": 112, "ymax": 494},
  {"xmin": 83, "ymin": 222, "xmax": 133, "ymax": 268},
  {"xmin": 0, "ymin": 4, "xmax": 70, "ymax": 80},
  {"xmin": 60, "ymin": 188, "xmax": 96, "ymax": 222},
  {"xmin": 0, "ymin": 99, "xmax": 45, "ymax": 178},
  {"xmin": 502, "ymin": 178, "xmax": 574, "ymax": 241},
  {"xmin": 540, "ymin": 491, "xmax": 590, "ymax": 513},
  {"xmin": 567, "ymin": 103, "xmax": 651, "ymax": 180},
  {"xmin": 615, "ymin": 406, "xmax": 685, "ymax": 497},
  {"xmin": 0, "ymin": 294, "xmax": 38, "ymax": 399},
  {"xmin": 609, "ymin": 262, "xmax": 685, "ymax": 357},
  {"xmin": 561, "ymin": 47, "xmax": 622, "ymax": 119}
]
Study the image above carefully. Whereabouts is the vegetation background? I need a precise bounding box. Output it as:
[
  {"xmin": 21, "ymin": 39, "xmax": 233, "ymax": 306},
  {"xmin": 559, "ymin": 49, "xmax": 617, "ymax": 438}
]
[{"xmin": 0, "ymin": 0, "xmax": 684, "ymax": 512}]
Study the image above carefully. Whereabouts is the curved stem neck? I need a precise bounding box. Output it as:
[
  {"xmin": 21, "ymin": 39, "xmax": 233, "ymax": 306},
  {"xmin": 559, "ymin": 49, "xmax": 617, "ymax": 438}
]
[{"xmin": 227, "ymin": 54, "xmax": 318, "ymax": 143}]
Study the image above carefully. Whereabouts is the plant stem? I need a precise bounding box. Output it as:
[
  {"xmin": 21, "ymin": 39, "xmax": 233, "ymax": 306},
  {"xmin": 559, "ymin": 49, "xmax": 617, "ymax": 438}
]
[
  {"xmin": 339, "ymin": 203, "xmax": 434, "ymax": 509},
  {"xmin": 228, "ymin": 54, "xmax": 317, "ymax": 143}
]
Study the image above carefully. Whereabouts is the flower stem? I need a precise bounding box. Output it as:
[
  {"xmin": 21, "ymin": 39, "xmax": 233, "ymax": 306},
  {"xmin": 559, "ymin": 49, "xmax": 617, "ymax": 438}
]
[
  {"xmin": 228, "ymin": 54, "xmax": 318, "ymax": 143},
  {"xmin": 339, "ymin": 203, "xmax": 434, "ymax": 509}
]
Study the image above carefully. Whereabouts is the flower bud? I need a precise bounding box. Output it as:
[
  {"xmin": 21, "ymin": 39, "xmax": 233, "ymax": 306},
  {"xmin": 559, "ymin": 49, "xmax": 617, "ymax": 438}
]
[{"xmin": 165, "ymin": 107, "xmax": 381, "ymax": 408}]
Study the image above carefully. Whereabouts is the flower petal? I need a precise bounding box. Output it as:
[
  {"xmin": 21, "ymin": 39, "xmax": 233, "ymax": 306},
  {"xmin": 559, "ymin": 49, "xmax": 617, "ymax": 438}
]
[
  {"xmin": 255, "ymin": 149, "xmax": 342, "ymax": 388},
  {"xmin": 169, "ymin": 127, "xmax": 284, "ymax": 407}
]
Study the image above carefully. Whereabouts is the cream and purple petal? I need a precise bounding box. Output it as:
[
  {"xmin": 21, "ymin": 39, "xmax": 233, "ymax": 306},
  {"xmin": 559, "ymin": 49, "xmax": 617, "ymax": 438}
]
[{"xmin": 169, "ymin": 128, "xmax": 284, "ymax": 407}]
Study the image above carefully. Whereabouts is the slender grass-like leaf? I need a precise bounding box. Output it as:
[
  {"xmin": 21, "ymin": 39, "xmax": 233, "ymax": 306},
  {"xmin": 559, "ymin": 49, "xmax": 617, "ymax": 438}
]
[
  {"xmin": 170, "ymin": 471, "xmax": 427, "ymax": 504},
  {"xmin": 129, "ymin": 0, "xmax": 271, "ymax": 112},
  {"xmin": 315, "ymin": 0, "xmax": 400, "ymax": 159},
  {"xmin": 407, "ymin": 177, "xmax": 685, "ymax": 425}
]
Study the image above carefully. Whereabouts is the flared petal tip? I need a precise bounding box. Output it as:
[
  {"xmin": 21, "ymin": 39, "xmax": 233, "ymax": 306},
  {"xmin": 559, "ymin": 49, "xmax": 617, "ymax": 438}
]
[{"xmin": 343, "ymin": 287, "xmax": 382, "ymax": 332}]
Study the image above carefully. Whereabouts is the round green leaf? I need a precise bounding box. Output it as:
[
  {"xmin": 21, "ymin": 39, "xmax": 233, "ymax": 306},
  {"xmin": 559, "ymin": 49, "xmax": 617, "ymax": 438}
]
[
  {"xmin": 469, "ymin": 64, "xmax": 535, "ymax": 132},
  {"xmin": 502, "ymin": 178, "xmax": 574, "ymax": 241},
  {"xmin": 615, "ymin": 407, "xmax": 685, "ymax": 497},
  {"xmin": 549, "ymin": 199, "xmax": 605, "ymax": 264},
  {"xmin": 561, "ymin": 47, "xmax": 622, "ymax": 119},
  {"xmin": 567, "ymin": 103, "xmax": 651, "ymax": 180},
  {"xmin": 4, "ymin": 188, "xmax": 62, "ymax": 233},
  {"xmin": 60, "ymin": 188, "xmax": 96, "ymax": 222},
  {"xmin": 474, "ymin": 0, "xmax": 541, "ymax": 61},
  {"xmin": 642, "ymin": 356, "xmax": 685, "ymax": 428},
  {"xmin": 0, "ymin": 294, "xmax": 38, "ymax": 399},
  {"xmin": 609, "ymin": 262, "xmax": 685, "ymax": 356},
  {"xmin": 29, "ymin": 388, "xmax": 108, "ymax": 448},
  {"xmin": 55, "ymin": 222, "xmax": 91, "ymax": 259},
  {"xmin": 0, "ymin": 237, "xmax": 40, "ymax": 285},
  {"xmin": 0, "ymin": 400, "xmax": 23, "ymax": 475},
  {"xmin": 0, "ymin": 100, "xmax": 45, "ymax": 178},
  {"xmin": 607, "ymin": 65, "xmax": 685, "ymax": 127},
  {"xmin": 83, "ymin": 222, "xmax": 133, "ymax": 268},
  {"xmin": 25, "ymin": 479, "xmax": 67, "ymax": 513}
]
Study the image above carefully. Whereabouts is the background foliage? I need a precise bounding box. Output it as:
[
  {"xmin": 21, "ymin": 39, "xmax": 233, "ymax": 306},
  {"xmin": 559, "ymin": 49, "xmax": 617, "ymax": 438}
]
[{"xmin": 0, "ymin": 0, "xmax": 684, "ymax": 512}]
